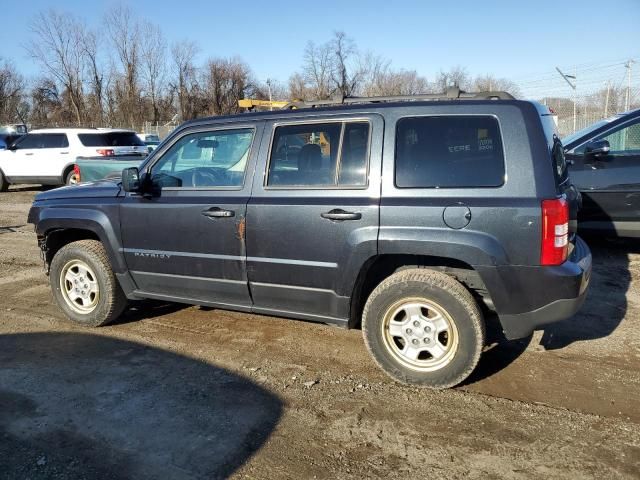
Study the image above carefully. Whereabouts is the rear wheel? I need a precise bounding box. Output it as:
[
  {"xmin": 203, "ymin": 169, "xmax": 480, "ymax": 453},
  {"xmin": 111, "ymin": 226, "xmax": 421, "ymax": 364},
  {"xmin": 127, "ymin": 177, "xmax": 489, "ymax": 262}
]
[
  {"xmin": 50, "ymin": 240, "xmax": 127, "ymax": 327},
  {"xmin": 0, "ymin": 170, "xmax": 8, "ymax": 192},
  {"xmin": 362, "ymin": 268, "xmax": 485, "ymax": 389},
  {"xmin": 65, "ymin": 168, "xmax": 79, "ymax": 185}
]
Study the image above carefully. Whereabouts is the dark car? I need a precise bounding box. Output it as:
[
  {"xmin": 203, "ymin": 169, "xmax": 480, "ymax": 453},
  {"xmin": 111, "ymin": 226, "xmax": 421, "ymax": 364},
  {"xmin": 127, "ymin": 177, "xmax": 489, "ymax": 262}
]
[
  {"xmin": 28, "ymin": 89, "xmax": 592, "ymax": 389},
  {"xmin": 564, "ymin": 108, "xmax": 640, "ymax": 237}
]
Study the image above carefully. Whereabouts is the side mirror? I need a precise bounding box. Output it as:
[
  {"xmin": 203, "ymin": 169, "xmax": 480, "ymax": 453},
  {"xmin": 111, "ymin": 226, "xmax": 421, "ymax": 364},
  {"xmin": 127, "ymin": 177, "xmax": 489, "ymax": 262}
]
[
  {"xmin": 7, "ymin": 143, "xmax": 17, "ymax": 151},
  {"xmin": 584, "ymin": 139, "xmax": 610, "ymax": 157},
  {"xmin": 121, "ymin": 167, "xmax": 140, "ymax": 192}
]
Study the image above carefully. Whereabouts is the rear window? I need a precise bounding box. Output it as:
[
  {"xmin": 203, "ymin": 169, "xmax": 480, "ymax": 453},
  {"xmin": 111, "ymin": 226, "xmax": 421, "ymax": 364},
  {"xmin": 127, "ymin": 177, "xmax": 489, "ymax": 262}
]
[
  {"xmin": 395, "ymin": 116, "xmax": 505, "ymax": 188},
  {"xmin": 78, "ymin": 132, "xmax": 145, "ymax": 147}
]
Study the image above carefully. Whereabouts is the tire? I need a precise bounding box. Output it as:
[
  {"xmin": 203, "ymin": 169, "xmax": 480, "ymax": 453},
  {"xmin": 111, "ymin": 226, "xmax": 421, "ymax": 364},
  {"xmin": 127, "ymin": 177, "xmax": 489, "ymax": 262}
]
[
  {"xmin": 49, "ymin": 240, "xmax": 127, "ymax": 327},
  {"xmin": 0, "ymin": 170, "xmax": 8, "ymax": 192},
  {"xmin": 362, "ymin": 268, "xmax": 485, "ymax": 389},
  {"xmin": 64, "ymin": 168, "xmax": 78, "ymax": 186}
]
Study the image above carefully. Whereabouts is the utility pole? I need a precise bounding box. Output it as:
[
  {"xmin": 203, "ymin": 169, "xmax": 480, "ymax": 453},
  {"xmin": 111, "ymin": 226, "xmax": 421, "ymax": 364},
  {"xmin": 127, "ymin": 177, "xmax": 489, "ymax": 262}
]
[
  {"xmin": 604, "ymin": 81, "xmax": 610, "ymax": 117},
  {"xmin": 266, "ymin": 79, "xmax": 273, "ymax": 111},
  {"xmin": 625, "ymin": 60, "xmax": 635, "ymax": 111},
  {"xmin": 556, "ymin": 67, "xmax": 577, "ymax": 132}
]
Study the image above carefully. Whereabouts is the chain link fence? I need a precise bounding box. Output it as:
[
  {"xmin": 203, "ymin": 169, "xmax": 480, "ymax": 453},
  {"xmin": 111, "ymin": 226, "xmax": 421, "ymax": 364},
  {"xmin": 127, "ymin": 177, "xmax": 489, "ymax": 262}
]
[{"xmin": 516, "ymin": 59, "xmax": 639, "ymax": 137}]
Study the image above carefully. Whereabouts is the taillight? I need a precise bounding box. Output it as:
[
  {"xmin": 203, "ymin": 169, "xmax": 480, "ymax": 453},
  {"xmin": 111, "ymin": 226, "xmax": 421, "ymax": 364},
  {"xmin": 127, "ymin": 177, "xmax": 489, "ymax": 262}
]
[
  {"xmin": 73, "ymin": 164, "xmax": 80, "ymax": 183},
  {"xmin": 97, "ymin": 149, "xmax": 114, "ymax": 156},
  {"xmin": 541, "ymin": 197, "xmax": 569, "ymax": 266}
]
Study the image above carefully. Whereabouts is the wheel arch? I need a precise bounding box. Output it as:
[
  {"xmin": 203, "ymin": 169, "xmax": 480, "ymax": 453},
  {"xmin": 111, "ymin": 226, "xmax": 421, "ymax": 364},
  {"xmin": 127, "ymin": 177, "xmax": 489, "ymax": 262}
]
[{"xmin": 349, "ymin": 254, "xmax": 491, "ymax": 329}]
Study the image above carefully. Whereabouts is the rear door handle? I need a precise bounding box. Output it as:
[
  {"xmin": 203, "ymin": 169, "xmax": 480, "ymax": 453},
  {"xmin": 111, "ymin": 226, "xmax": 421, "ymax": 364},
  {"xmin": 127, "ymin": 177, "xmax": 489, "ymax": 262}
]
[
  {"xmin": 60, "ymin": 151, "xmax": 69, "ymax": 155},
  {"xmin": 202, "ymin": 207, "xmax": 235, "ymax": 218},
  {"xmin": 321, "ymin": 209, "xmax": 362, "ymax": 221}
]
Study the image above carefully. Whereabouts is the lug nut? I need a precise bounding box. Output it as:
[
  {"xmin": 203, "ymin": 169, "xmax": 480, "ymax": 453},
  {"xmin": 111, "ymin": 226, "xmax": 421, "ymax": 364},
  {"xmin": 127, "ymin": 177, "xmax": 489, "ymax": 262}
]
[
  {"xmin": 406, "ymin": 328, "xmax": 412, "ymax": 335},
  {"xmin": 84, "ymin": 284, "xmax": 88, "ymax": 289},
  {"xmin": 413, "ymin": 320, "xmax": 420, "ymax": 327},
  {"xmin": 424, "ymin": 338, "xmax": 431, "ymax": 343},
  {"xmin": 412, "ymin": 339, "xmax": 419, "ymax": 345},
  {"xmin": 424, "ymin": 326, "xmax": 431, "ymax": 332}
]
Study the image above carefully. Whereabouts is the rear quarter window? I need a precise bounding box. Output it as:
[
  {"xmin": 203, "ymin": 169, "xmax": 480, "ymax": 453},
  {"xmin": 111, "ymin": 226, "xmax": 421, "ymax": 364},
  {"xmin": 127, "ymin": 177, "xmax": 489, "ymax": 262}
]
[
  {"xmin": 79, "ymin": 132, "xmax": 145, "ymax": 147},
  {"xmin": 395, "ymin": 116, "xmax": 505, "ymax": 188}
]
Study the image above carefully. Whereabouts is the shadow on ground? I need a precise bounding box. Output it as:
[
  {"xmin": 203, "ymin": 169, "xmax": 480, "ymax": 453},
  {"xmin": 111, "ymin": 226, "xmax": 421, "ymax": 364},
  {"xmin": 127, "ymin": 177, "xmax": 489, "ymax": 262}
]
[
  {"xmin": 540, "ymin": 236, "xmax": 635, "ymax": 350},
  {"xmin": 0, "ymin": 332, "xmax": 283, "ymax": 479},
  {"xmin": 466, "ymin": 236, "xmax": 635, "ymax": 384}
]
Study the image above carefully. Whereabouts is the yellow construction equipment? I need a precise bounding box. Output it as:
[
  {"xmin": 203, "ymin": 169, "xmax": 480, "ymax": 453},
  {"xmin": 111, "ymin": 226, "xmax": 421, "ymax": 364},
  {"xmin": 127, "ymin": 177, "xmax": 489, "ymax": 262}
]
[{"xmin": 237, "ymin": 99, "xmax": 291, "ymax": 110}]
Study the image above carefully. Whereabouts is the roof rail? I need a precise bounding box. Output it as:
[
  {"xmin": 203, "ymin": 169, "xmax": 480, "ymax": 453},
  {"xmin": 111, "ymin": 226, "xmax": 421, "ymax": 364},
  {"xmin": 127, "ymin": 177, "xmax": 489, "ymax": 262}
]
[{"xmin": 282, "ymin": 87, "xmax": 515, "ymax": 109}]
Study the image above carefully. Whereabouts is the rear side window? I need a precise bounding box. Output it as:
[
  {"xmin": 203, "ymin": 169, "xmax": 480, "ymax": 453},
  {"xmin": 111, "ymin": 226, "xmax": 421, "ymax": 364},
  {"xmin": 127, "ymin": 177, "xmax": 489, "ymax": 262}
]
[
  {"xmin": 42, "ymin": 133, "xmax": 69, "ymax": 148},
  {"xmin": 79, "ymin": 132, "xmax": 145, "ymax": 147},
  {"xmin": 395, "ymin": 116, "xmax": 505, "ymax": 188},
  {"xmin": 267, "ymin": 121, "xmax": 370, "ymax": 187}
]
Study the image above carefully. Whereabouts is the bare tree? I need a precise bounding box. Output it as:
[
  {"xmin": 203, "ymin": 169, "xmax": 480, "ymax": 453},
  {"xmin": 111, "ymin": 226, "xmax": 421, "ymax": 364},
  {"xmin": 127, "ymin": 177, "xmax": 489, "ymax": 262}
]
[
  {"xmin": 301, "ymin": 40, "xmax": 333, "ymax": 99},
  {"xmin": 473, "ymin": 74, "xmax": 520, "ymax": 97},
  {"xmin": 81, "ymin": 27, "xmax": 105, "ymax": 125},
  {"xmin": 26, "ymin": 10, "xmax": 86, "ymax": 125},
  {"xmin": 330, "ymin": 31, "xmax": 360, "ymax": 97},
  {"xmin": 171, "ymin": 40, "xmax": 200, "ymax": 120},
  {"xmin": 140, "ymin": 21, "xmax": 167, "ymax": 124},
  {"xmin": 0, "ymin": 59, "xmax": 26, "ymax": 124},
  {"xmin": 105, "ymin": 5, "xmax": 141, "ymax": 127},
  {"xmin": 203, "ymin": 57, "xmax": 252, "ymax": 115},
  {"xmin": 434, "ymin": 66, "xmax": 471, "ymax": 91}
]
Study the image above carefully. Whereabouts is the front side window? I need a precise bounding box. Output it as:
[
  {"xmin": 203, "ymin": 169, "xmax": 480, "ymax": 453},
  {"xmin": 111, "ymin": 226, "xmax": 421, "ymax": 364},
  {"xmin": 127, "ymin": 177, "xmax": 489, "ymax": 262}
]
[
  {"xmin": 395, "ymin": 116, "xmax": 505, "ymax": 188},
  {"xmin": 15, "ymin": 134, "xmax": 44, "ymax": 149},
  {"xmin": 596, "ymin": 120, "xmax": 640, "ymax": 154},
  {"xmin": 267, "ymin": 121, "xmax": 370, "ymax": 187},
  {"xmin": 150, "ymin": 128, "xmax": 254, "ymax": 188}
]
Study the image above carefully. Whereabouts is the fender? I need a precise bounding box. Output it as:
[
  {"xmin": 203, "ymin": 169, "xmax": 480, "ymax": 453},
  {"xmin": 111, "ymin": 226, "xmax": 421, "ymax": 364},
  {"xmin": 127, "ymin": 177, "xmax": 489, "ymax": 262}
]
[
  {"xmin": 378, "ymin": 226, "xmax": 509, "ymax": 267},
  {"xmin": 30, "ymin": 205, "xmax": 127, "ymax": 274}
]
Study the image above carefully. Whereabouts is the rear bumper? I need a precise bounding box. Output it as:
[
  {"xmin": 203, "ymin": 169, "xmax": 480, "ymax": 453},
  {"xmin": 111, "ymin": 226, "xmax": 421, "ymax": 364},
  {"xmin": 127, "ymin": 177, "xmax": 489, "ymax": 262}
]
[{"xmin": 478, "ymin": 236, "xmax": 592, "ymax": 340}]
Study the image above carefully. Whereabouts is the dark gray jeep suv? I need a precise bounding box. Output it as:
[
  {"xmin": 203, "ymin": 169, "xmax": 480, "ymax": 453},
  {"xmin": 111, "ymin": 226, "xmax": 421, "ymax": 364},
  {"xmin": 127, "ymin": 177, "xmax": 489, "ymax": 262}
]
[{"xmin": 28, "ymin": 90, "xmax": 592, "ymax": 388}]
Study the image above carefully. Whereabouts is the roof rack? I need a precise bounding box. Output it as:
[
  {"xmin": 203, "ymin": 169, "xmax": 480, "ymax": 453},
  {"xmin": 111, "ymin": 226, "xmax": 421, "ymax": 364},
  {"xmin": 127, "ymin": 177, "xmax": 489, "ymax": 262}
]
[{"xmin": 282, "ymin": 87, "xmax": 515, "ymax": 109}]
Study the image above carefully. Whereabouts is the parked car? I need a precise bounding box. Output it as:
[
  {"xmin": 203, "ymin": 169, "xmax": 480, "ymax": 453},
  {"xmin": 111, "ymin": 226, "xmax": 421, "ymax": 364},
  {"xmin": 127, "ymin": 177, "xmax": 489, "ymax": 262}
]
[
  {"xmin": 74, "ymin": 153, "xmax": 147, "ymax": 183},
  {"xmin": 0, "ymin": 128, "xmax": 147, "ymax": 190},
  {"xmin": 564, "ymin": 108, "xmax": 640, "ymax": 237},
  {"xmin": 137, "ymin": 133, "xmax": 161, "ymax": 153},
  {"xmin": 0, "ymin": 123, "xmax": 27, "ymax": 149},
  {"xmin": 27, "ymin": 89, "xmax": 592, "ymax": 388}
]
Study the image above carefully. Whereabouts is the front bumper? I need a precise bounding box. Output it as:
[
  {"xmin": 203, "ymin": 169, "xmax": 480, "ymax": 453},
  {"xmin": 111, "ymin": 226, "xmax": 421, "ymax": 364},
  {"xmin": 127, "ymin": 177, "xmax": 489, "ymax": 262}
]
[{"xmin": 478, "ymin": 236, "xmax": 592, "ymax": 340}]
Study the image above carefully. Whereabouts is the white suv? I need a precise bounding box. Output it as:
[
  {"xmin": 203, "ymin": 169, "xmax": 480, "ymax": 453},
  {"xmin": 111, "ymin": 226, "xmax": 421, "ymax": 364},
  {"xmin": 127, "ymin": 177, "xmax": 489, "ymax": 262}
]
[{"xmin": 0, "ymin": 128, "xmax": 147, "ymax": 191}]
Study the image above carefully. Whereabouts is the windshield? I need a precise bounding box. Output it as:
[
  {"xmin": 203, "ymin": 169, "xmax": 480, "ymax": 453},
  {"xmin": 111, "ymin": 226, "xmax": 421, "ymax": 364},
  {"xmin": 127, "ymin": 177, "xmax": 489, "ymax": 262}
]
[{"xmin": 562, "ymin": 115, "xmax": 620, "ymax": 146}]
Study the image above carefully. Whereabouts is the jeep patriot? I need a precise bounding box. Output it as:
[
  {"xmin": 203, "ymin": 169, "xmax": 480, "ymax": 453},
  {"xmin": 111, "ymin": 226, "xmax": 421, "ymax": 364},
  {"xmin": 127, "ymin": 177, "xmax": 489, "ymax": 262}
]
[{"xmin": 28, "ymin": 89, "xmax": 592, "ymax": 388}]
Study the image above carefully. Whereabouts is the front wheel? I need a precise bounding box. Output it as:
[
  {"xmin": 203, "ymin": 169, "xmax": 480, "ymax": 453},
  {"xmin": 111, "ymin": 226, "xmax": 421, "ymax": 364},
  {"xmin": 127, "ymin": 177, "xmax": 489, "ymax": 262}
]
[
  {"xmin": 50, "ymin": 240, "xmax": 127, "ymax": 327},
  {"xmin": 362, "ymin": 268, "xmax": 485, "ymax": 389},
  {"xmin": 0, "ymin": 170, "xmax": 8, "ymax": 192}
]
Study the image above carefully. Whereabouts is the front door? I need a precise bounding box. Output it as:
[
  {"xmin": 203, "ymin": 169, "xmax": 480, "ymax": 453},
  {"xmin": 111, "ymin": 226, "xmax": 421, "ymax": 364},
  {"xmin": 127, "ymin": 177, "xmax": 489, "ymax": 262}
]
[
  {"xmin": 246, "ymin": 115, "xmax": 383, "ymax": 323},
  {"xmin": 120, "ymin": 123, "xmax": 263, "ymax": 308},
  {"xmin": 567, "ymin": 117, "xmax": 640, "ymax": 232}
]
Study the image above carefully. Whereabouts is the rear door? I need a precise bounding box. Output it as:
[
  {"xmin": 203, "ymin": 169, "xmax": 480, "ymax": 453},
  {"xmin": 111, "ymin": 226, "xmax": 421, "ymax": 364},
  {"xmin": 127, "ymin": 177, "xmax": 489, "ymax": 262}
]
[
  {"xmin": 567, "ymin": 117, "xmax": 640, "ymax": 230},
  {"xmin": 120, "ymin": 122, "xmax": 263, "ymax": 307},
  {"xmin": 246, "ymin": 115, "xmax": 383, "ymax": 323}
]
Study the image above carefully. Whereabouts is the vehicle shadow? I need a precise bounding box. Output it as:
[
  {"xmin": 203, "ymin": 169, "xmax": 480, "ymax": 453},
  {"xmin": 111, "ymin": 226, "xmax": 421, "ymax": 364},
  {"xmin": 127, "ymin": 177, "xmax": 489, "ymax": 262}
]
[
  {"xmin": 110, "ymin": 299, "xmax": 188, "ymax": 326},
  {"xmin": 539, "ymin": 235, "xmax": 635, "ymax": 350},
  {"xmin": 465, "ymin": 235, "xmax": 635, "ymax": 383},
  {"xmin": 0, "ymin": 332, "xmax": 283, "ymax": 479}
]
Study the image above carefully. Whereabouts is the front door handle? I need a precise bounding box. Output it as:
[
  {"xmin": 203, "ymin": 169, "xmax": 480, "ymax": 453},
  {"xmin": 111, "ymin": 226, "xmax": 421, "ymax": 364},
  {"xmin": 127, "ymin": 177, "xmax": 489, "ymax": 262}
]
[
  {"xmin": 25, "ymin": 152, "xmax": 34, "ymax": 156},
  {"xmin": 321, "ymin": 209, "xmax": 362, "ymax": 221},
  {"xmin": 60, "ymin": 151, "xmax": 69, "ymax": 155},
  {"xmin": 202, "ymin": 207, "xmax": 235, "ymax": 218}
]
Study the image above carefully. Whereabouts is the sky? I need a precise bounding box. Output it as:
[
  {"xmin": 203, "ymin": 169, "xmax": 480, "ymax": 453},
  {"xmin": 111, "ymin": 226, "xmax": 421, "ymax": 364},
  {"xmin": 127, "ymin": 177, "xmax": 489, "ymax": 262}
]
[{"xmin": 1, "ymin": 0, "xmax": 639, "ymax": 93}]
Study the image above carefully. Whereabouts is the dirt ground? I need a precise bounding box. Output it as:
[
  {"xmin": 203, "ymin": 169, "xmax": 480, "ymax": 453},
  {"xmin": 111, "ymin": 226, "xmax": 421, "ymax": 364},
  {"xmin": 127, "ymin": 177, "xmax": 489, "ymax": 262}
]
[{"xmin": 0, "ymin": 185, "xmax": 638, "ymax": 479}]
